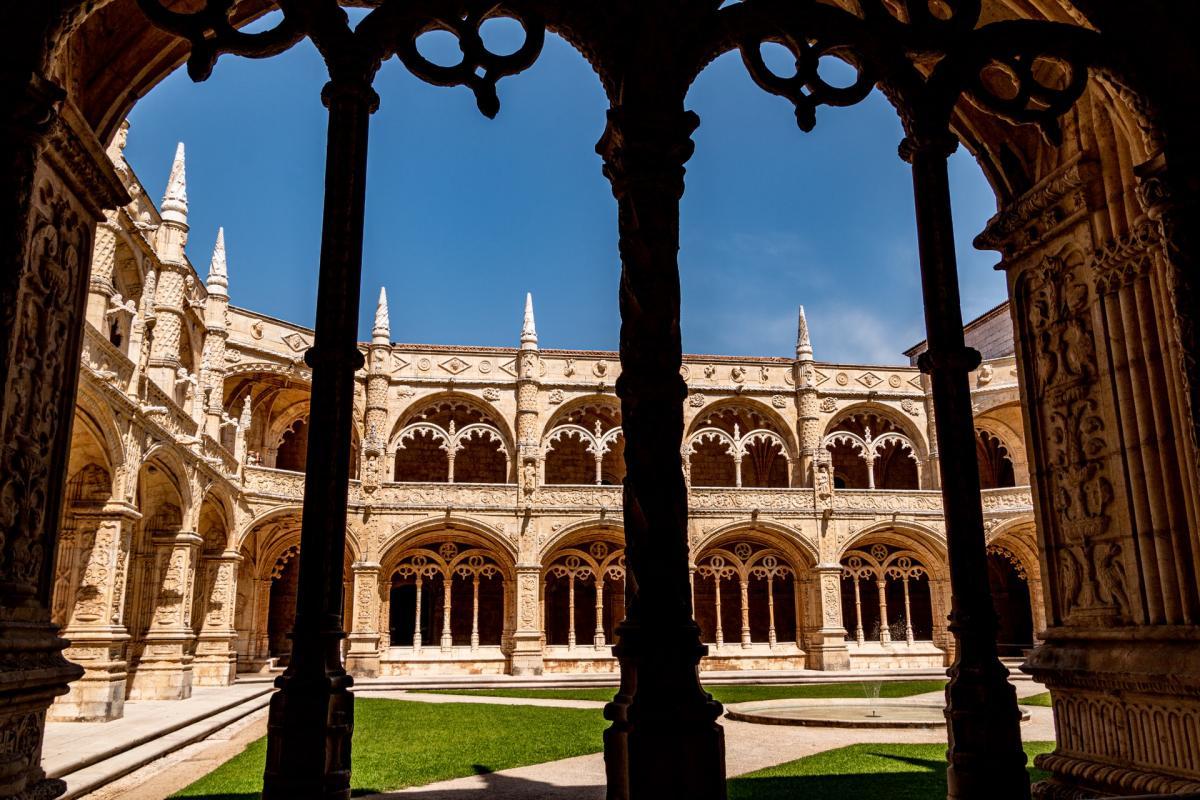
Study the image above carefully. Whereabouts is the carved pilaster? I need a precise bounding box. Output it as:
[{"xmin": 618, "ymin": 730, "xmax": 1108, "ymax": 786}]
[
  {"xmin": 193, "ymin": 549, "xmax": 240, "ymax": 686},
  {"xmin": 345, "ymin": 561, "xmax": 382, "ymax": 677},
  {"xmin": 982, "ymin": 155, "xmax": 1200, "ymax": 796},
  {"xmin": 509, "ymin": 565, "xmax": 544, "ymax": 675},
  {"xmin": 127, "ymin": 530, "xmax": 202, "ymax": 700},
  {"xmin": 804, "ymin": 564, "xmax": 850, "ymax": 670},
  {"xmin": 49, "ymin": 503, "xmax": 137, "ymax": 721}
]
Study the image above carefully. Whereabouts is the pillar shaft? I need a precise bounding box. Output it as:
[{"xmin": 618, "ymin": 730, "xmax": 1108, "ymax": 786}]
[
  {"xmin": 598, "ymin": 103, "xmax": 724, "ymax": 800},
  {"xmin": 262, "ymin": 77, "xmax": 378, "ymax": 800},
  {"xmin": 904, "ymin": 132, "xmax": 1028, "ymax": 799}
]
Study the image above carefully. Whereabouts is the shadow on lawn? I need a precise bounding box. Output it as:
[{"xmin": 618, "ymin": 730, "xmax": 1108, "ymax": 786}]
[{"xmin": 728, "ymin": 753, "xmax": 950, "ymax": 800}]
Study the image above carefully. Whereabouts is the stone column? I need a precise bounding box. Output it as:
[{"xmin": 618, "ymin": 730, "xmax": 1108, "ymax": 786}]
[
  {"xmin": 903, "ymin": 131, "xmax": 1026, "ymax": 797},
  {"xmin": 87, "ymin": 220, "xmax": 119, "ymax": 328},
  {"xmin": 50, "ymin": 503, "xmax": 138, "ymax": 721},
  {"xmin": 805, "ymin": 565, "xmax": 851, "ymax": 670},
  {"xmin": 147, "ymin": 143, "xmax": 189, "ymax": 394},
  {"xmin": 253, "ymin": 575, "xmax": 272, "ymax": 662},
  {"xmin": 128, "ymin": 530, "xmax": 203, "ymax": 700},
  {"xmin": 0, "ymin": 78, "xmax": 123, "ymax": 797},
  {"xmin": 875, "ymin": 578, "xmax": 891, "ymax": 644},
  {"xmin": 262, "ymin": 76, "xmax": 378, "ymax": 800},
  {"xmin": 510, "ymin": 565, "xmax": 544, "ymax": 675},
  {"xmin": 345, "ymin": 561, "xmax": 381, "ymax": 677},
  {"xmin": 193, "ymin": 549, "xmax": 240, "ymax": 686},
  {"xmin": 598, "ymin": 103, "xmax": 725, "ymax": 800}
]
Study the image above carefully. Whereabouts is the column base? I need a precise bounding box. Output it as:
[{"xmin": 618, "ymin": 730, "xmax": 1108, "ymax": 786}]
[
  {"xmin": 192, "ymin": 633, "xmax": 237, "ymax": 686},
  {"xmin": 0, "ymin": 613, "xmax": 83, "ymax": 797},
  {"xmin": 804, "ymin": 631, "xmax": 851, "ymax": 670},
  {"xmin": 345, "ymin": 632, "xmax": 381, "ymax": 678},
  {"xmin": 604, "ymin": 620, "xmax": 726, "ymax": 800},
  {"xmin": 127, "ymin": 637, "xmax": 194, "ymax": 701},
  {"xmin": 50, "ymin": 632, "xmax": 130, "ymax": 721},
  {"xmin": 262, "ymin": 669, "xmax": 355, "ymax": 800},
  {"xmin": 1025, "ymin": 631, "xmax": 1200, "ymax": 796},
  {"xmin": 508, "ymin": 632, "xmax": 544, "ymax": 676}
]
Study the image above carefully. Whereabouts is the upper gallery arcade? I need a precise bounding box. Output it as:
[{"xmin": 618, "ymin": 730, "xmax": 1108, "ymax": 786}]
[{"xmin": 56, "ymin": 126, "xmax": 1038, "ymax": 723}]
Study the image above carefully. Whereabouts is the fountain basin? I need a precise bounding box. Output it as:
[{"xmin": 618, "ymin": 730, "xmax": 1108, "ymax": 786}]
[{"xmin": 725, "ymin": 698, "xmax": 1028, "ymax": 729}]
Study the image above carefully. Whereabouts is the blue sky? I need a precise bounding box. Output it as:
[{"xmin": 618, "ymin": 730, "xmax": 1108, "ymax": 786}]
[{"xmin": 125, "ymin": 15, "xmax": 1007, "ymax": 364}]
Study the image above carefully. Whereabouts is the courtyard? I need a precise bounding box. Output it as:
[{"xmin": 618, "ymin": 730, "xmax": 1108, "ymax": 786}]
[{"xmin": 57, "ymin": 675, "xmax": 1054, "ymax": 799}]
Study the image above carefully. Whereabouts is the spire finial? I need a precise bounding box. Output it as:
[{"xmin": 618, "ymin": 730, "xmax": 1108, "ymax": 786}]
[
  {"xmin": 521, "ymin": 292, "xmax": 538, "ymax": 349},
  {"xmin": 207, "ymin": 227, "xmax": 228, "ymax": 297},
  {"xmin": 161, "ymin": 142, "xmax": 188, "ymax": 225},
  {"xmin": 373, "ymin": 286, "xmax": 391, "ymax": 345},
  {"xmin": 796, "ymin": 304, "xmax": 813, "ymax": 361}
]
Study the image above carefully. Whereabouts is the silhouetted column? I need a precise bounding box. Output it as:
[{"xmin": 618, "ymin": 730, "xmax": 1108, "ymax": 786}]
[
  {"xmin": 598, "ymin": 103, "xmax": 725, "ymax": 800},
  {"xmin": 262, "ymin": 77, "xmax": 378, "ymax": 800},
  {"xmin": 902, "ymin": 131, "xmax": 1028, "ymax": 799}
]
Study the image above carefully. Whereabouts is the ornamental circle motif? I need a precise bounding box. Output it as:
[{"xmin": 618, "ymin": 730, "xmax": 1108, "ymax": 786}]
[
  {"xmin": 888, "ymin": 375, "xmax": 902, "ymax": 388},
  {"xmin": 734, "ymin": 542, "xmax": 753, "ymax": 560},
  {"xmin": 479, "ymin": 360, "xmax": 492, "ymax": 374},
  {"xmin": 836, "ymin": 372, "xmax": 849, "ymax": 386},
  {"xmin": 417, "ymin": 357, "xmax": 432, "ymax": 372},
  {"xmin": 589, "ymin": 542, "xmax": 609, "ymax": 559},
  {"xmin": 439, "ymin": 542, "xmax": 459, "ymax": 560}
]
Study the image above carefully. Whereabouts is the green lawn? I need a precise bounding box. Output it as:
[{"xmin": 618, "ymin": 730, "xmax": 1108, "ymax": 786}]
[
  {"xmin": 1020, "ymin": 691, "xmax": 1053, "ymax": 707},
  {"xmin": 729, "ymin": 741, "xmax": 1055, "ymax": 799},
  {"xmin": 171, "ymin": 699, "xmax": 608, "ymax": 799},
  {"xmin": 425, "ymin": 680, "xmax": 947, "ymax": 705}
]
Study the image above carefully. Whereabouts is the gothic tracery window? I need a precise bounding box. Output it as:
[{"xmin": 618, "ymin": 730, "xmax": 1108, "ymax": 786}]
[
  {"xmin": 684, "ymin": 404, "xmax": 790, "ymax": 488},
  {"xmin": 823, "ymin": 410, "xmax": 920, "ymax": 490},
  {"xmin": 840, "ymin": 543, "xmax": 933, "ymax": 644},
  {"xmin": 693, "ymin": 541, "xmax": 800, "ymax": 648},
  {"xmin": 392, "ymin": 399, "xmax": 510, "ymax": 484},
  {"xmin": 543, "ymin": 402, "xmax": 624, "ymax": 485}
]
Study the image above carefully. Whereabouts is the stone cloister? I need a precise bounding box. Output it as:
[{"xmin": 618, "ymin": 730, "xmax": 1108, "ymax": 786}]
[{"xmin": 2, "ymin": 1, "xmax": 1200, "ymax": 799}]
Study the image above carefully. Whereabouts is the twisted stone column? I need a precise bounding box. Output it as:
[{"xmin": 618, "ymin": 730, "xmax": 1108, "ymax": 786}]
[{"xmin": 598, "ymin": 103, "xmax": 725, "ymax": 800}]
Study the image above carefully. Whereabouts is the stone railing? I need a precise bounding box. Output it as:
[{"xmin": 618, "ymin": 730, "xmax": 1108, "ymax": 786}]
[
  {"xmin": 980, "ymin": 486, "xmax": 1034, "ymax": 514},
  {"xmin": 242, "ymin": 465, "xmax": 307, "ymax": 499},
  {"xmin": 80, "ymin": 324, "xmax": 134, "ymax": 392},
  {"xmin": 238, "ymin": 465, "xmax": 1034, "ymax": 520},
  {"xmin": 690, "ymin": 487, "xmax": 815, "ymax": 512},
  {"xmin": 141, "ymin": 378, "xmax": 199, "ymax": 439},
  {"xmin": 200, "ymin": 434, "xmax": 239, "ymax": 479}
]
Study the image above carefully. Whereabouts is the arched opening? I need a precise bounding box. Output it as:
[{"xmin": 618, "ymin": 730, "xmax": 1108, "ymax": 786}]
[
  {"xmin": 685, "ymin": 403, "xmax": 791, "ymax": 488},
  {"xmin": 976, "ymin": 429, "xmax": 1016, "ymax": 489},
  {"xmin": 385, "ymin": 540, "xmax": 508, "ymax": 652},
  {"xmin": 824, "ymin": 410, "xmax": 921, "ymax": 490},
  {"xmin": 543, "ymin": 538, "xmax": 626, "ymax": 650},
  {"xmin": 840, "ymin": 543, "xmax": 935, "ymax": 646},
  {"xmin": 987, "ymin": 545, "xmax": 1034, "ymax": 656},
  {"xmin": 275, "ymin": 417, "xmax": 309, "ymax": 472},
  {"xmin": 392, "ymin": 398, "xmax": 510, "ymax": 484},
  {"xmin": 543, "ymin": 401, "xmax": 625, "ymax": 485},
  {"xmin": 693, "ymin": 539, "xmax": 802, "ymax": 650}
]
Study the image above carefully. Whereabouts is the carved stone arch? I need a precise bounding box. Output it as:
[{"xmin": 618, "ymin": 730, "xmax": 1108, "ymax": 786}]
[
  {"xmin": 72, "ymin": 387, "xmax": 125, "ymax": 477},
  {"xmin": 391, "ymin": 391, "xmax": 516, "ymax": 454},
  {"xmin": 197, "ymin": 490, "xmax": 234, "ymax": 554},
  {"xmin": 824, "ymin": 401, "xmax": 929, "ymax": 461},
  {"xmin": 138, "ymin": 448, "xmax": 192, "ymax": 519},
  {"xmin": 538, "ymin": 519, "xmax": 625, "ymax": 562},
  {"xmin": 236, "ymin": 504, "xmax": 363, "ymax": 563},
  {"xmin": 985, "ymin": 516, "xmax": 1041, "ymax": 583},
  {"xmin": 693, "ymin": 520, "xmax": 818, "ymax": 569},
  {"xmin": 686, "ymin": 397, "xmax": 797, "ymax": 457},
  {"xmin": 839, "ymin": 520, "xmax": 947, "ymax": 574},
  {"xmin": 379, "ymin": 515, "xmax": 517, "ymax": 569},
  {"xmin": 541, "ymin": 394, "xmax": 622, "ymax": 440}
]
